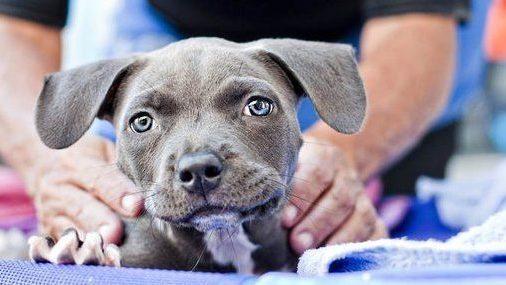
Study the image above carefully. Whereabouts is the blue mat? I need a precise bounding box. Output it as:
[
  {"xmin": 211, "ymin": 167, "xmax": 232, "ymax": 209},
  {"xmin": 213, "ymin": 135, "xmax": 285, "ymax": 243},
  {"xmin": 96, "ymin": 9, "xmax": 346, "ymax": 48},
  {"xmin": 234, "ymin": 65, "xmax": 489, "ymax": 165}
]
[
  {"xmin": 3, "ymin": 261, "xmax": 506, "ymax": 285},
  {"xmin": 0, "ymin": 260, "xmax": 253, "ymax": 285}
]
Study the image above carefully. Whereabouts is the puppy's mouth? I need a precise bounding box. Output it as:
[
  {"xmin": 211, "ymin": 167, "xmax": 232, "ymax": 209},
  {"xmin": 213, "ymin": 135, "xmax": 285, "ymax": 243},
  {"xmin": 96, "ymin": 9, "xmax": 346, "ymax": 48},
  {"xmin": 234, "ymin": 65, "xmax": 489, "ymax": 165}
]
[
  {"xmin": 189, "ymin": 195, "xmax": 280, "ymax": 221},
  {"xmin": 159, "ymin": 195, "xmax": 281, "ymax": 231}
]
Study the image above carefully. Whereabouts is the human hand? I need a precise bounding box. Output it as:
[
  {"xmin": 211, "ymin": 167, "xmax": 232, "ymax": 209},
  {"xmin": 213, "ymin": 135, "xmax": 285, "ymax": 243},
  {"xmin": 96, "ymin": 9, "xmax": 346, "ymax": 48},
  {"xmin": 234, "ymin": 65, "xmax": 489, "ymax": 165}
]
[
  {"xmin": 25, "ymin": 135, "xmax": 143, "ymax": 244},
  {"xmin": 282, "ymin": 136, "xmax": 387, "ymax": 254}
]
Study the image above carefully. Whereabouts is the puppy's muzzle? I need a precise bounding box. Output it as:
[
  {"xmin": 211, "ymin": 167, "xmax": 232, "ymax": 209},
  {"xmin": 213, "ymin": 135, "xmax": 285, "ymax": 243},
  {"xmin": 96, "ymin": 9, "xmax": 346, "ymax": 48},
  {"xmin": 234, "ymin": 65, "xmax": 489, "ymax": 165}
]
[{"xmin": 177, "ymin": 151, "xmax": 223, "ymax": 195}]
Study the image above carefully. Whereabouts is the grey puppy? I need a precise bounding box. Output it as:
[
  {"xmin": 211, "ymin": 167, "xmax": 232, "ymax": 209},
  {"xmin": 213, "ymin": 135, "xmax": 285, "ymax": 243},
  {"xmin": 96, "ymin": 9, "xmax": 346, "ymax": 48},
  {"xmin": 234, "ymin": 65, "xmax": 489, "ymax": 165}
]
[{"xmin": 29, "ymin": 37, "xmax": 366, "ymax": 274}]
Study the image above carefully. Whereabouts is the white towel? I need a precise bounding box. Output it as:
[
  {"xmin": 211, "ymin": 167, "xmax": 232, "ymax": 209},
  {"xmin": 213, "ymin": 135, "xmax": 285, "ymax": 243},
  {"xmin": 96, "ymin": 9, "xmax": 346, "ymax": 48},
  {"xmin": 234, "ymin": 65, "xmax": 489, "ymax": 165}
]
[
  {"xmin": 297, "ymin": 209, "xmax": 506, "ymax": 276},
  {"xmin": 416, "ymin": 160, "xmax": 506, "ymax": 229}
]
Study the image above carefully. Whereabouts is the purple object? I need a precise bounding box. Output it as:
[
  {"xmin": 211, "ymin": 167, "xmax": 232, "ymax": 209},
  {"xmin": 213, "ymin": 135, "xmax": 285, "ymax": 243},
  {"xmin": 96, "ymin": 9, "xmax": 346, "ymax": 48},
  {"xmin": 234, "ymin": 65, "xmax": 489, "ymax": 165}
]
[{"xmin": 0, "ymin": 215, "xmax": 37, "ymax": 235}]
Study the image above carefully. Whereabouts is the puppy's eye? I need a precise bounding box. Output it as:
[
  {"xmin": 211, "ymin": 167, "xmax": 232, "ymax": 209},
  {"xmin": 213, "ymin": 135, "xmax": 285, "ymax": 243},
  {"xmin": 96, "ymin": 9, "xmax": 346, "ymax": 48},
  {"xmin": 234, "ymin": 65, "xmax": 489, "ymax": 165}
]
[
  {"xmin": 243, "ymin": 97, "xmax": 274, "ymax": 117},
  {"xmin": 130, "ymin": 113, "xmax": 155, "ymax": 133}
]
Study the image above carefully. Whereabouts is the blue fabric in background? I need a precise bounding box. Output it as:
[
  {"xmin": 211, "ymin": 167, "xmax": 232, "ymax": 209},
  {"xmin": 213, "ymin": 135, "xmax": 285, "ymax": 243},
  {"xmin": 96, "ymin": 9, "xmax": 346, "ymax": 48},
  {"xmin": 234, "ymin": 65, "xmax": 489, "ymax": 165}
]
[
  {"xmin": 390, "ymin": 199, "xmax": 459, "ymax": 241},
  {"xmin": 434, "ymin": 0, "xmax": 490, "ymax": 129}
]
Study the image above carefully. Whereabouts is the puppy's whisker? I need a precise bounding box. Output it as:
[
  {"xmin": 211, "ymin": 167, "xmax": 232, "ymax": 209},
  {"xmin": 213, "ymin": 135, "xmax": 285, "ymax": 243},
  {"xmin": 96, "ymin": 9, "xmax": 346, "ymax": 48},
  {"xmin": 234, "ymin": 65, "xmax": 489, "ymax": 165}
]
[
  {"xmin": 147, "ymin": 213, "xmax": 158, "ymax": 248},
  {"xmin": 143, "ymin": 200, "xmax": 172, "ymax": 252},
  {"xmin": 284, "ymin": 198, "xmax": 304, "ymax": 213},
  {"xmin": 285, "ymin": 193, "xmax": 312, "ymax": 204},
  {"xmin": 247, "ymin": 179, "xmax": 346, "ymax": 227},
  {"xmin": 225, "ymin": 227, "xmax": 238, "ymax": 265},
  {"xmin": 191, "ymin": 230, "xmax": 212, "ymax": 271},
  {"xmin": 263, "ymin": 176, "xmax": 361, "ymax": 218},
  {"xmin": 284, "ymin": 193, "xmax": 352, "ymax": 218},
  {"xmin": 268, "ymin": 173, "xmax": 313, "ymax": 185},
  {"xmin": 261, "ymin": 177, "xmax": 289, "ymax": 188},
  {"xmin": 102, "ymin": 189, "xmax": 154, "ymax": 206},
  {"xmin": 120, "ymin": 192, "xmax": 159, "ymax": 208},
  {"xmin": 280, "ymin": 196, "xmax": 320, "ymax": 230},
  {"xmin": 248, "ymin": 165, "xmax": 313, "ymax": 185}
]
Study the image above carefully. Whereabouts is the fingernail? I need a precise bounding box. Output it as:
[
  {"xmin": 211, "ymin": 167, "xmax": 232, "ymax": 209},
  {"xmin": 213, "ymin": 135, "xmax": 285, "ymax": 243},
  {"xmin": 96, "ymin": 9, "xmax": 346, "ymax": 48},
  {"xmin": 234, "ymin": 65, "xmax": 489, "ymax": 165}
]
[
  {"xmin": 121, "ymin": 194, "xmax": 143, "ymax": 214},
  {"xmin": 282, "ymin": 205, "xmax": 298, "ymax": 225},
  {"xmin": 296, "ymin": 232, "xmax": 314, "ymax": 253},
  {"xmin": 99, "ymin": 224, "xmax": 123, "ymax": 245},
  {"xmin": 98, "ymin": 225, "xmax": 113, "ymax": 243}
]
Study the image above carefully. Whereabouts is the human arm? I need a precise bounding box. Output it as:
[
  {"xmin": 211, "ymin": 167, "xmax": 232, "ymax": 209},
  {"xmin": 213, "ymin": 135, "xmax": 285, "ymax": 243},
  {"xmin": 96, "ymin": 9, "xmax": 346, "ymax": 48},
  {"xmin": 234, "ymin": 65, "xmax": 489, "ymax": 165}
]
[
  {"xmin": 0, "ymin": 15, "xmax": 143, "ymax": 244},
  {"xmin": 283, "ymin": 14, "xmax": 456, "ymax": 254}
]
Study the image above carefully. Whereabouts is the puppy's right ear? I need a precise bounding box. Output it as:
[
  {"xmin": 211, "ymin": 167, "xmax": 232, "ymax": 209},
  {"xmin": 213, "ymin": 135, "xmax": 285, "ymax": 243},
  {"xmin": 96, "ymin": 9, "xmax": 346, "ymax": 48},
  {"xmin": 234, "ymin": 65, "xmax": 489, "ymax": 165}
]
[
  {"xmin": 36, "ymin": 57, "xmax": 138, "ymax": 149},
  {"xmin": 249, "ymin": 39, "xmax": 366, "ymax": 134}
]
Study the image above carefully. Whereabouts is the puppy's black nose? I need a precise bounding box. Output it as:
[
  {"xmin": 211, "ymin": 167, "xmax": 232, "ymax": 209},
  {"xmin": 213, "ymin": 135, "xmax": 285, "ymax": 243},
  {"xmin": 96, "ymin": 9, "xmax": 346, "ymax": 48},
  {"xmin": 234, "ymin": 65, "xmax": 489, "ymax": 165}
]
[{"xmin": 177, "ymin": 151, "xmax": 223, "ymax": 194}]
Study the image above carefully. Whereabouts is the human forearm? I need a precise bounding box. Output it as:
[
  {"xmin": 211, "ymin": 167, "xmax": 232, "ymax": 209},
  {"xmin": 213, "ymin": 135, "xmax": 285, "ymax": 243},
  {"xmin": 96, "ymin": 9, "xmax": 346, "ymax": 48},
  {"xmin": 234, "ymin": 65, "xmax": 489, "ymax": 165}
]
[
  {"xmin": 306, "ymin": 14, "xmax": 456, "ymax": 181},
  {"xmin": 0, "ymin": 16, "xmax": 142, "ymax": 241},
  {"xmin": 0, "ymin": 16, "xmax": 61, "ymax": 173}
]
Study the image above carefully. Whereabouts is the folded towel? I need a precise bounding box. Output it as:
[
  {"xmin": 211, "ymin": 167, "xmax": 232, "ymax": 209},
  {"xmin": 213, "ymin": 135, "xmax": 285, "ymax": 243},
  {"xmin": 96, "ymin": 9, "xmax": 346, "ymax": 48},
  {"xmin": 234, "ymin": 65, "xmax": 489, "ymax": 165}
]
[
  {"xmin": 298, "ymin": 209, "xmax": 506, "ymax": 276},
  {"xmin": 260, "ymin": 264, "xmax": 506, "ymax": 285}
]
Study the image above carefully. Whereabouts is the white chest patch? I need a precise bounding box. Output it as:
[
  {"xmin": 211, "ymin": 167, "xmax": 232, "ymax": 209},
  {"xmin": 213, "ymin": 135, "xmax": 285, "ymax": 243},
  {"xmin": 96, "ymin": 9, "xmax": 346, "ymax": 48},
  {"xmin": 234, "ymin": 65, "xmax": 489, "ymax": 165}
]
[{"xmin": 203, "ymin": 227, "xmax": 258, "ymax": 274}]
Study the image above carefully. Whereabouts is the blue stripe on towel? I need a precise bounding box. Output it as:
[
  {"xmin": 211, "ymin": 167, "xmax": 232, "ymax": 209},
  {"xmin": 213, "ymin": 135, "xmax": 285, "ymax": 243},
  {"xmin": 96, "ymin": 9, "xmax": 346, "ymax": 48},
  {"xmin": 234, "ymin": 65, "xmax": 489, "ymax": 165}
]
[{"xmin": 328, "ymin": 250, "xmax": 381, "ymax": 273}]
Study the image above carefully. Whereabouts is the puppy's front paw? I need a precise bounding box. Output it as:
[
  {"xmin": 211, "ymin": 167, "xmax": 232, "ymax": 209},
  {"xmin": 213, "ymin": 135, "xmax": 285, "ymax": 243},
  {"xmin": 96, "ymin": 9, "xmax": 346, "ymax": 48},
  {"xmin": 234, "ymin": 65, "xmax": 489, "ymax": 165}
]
[{"xmin": 28, "ymin": 228, "xmax": 121, "ymax": 267}]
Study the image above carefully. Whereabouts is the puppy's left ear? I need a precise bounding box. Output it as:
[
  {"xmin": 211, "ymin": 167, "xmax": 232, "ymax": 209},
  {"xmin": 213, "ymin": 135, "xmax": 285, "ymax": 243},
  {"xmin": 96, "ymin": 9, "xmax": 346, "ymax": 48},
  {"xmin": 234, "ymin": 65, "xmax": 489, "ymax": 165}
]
[
  {"xmin": 252, "ymin": 39, "xmax": 367, "ymax": 134},
  {"xmin": 35, "ymin": 57, "xmax": 139, "ymax": 149}
]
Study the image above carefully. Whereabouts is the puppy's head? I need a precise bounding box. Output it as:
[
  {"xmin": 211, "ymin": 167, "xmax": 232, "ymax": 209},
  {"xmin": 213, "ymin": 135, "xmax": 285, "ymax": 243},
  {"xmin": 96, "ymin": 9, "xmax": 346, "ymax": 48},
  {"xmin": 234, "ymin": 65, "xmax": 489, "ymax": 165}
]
[{"xmin": 36, "ymin": 38, "xmax": 366, "ymax": 232}]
